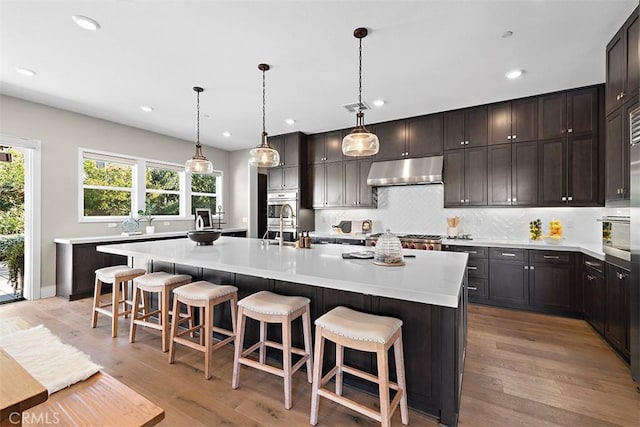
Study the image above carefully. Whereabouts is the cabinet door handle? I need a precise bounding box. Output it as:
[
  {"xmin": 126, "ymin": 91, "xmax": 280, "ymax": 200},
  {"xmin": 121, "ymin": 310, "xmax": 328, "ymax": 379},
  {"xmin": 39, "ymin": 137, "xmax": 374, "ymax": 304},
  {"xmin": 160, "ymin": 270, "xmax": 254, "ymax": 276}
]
[
  {"xmin": 460, "ymin": 141, "xmax": 465, "ymax": 145},
  {"xmin": 512, "ymin": 135, "xmax": 517, "ymax": 139},
  {"xmin": 507, "ymin": 135, "xmax": 511, "ymax": 140},
  {"xmin": 567, "ymin": 128, "xmax": 573, "ymax": 133},
  {"xmin": 465, "ymin": 141, "xmax": 470, "ymax": 145},
  {"xmin": 524, "ymin": 266, "xmax": 529, "ymax": 270},
  {"xmin": 584, "ymin": 261, "xmax": 600, "ymax": 267},
  {"xmin": 530, "ymin": 266, "xmax": 535, "ymax": 270},
  {"xmin": 507, "ymin": 197, "xmax": 512, "ymax": 202},
  {"xmin": 543, "ymin": 255, "xmax": 559, "ymax": 259},
  {"xmin": 460, "ymin": 199, "xmax": 465, "ymax": 203},
  {"xmin": 621, "ymin": 91, "xmax": 625, "ymax": 99},
  {"xmin": 567, "ymin": 196, "xmax": 573, "ymax": 201},
  {"xmin": 467, "ymin": 266, "xmax": 478, "ymax": 270},
  {"xmin": 468, "ymin": 287, "xmax": 478, "ymax": 291},
  {"xmin": 502, "ymin": 253, "xmax": 516, "ymax": 257},
  {"xmin": 465, "ymin": 199, "xmax": 469, "ymax": 203},
  {"xmin": 561, "ymin": 196, "xmax": 567, "ymax": 201},
  {"xmin": 587, "ymin": 274, "xmax": 595, "ymax": 281},
  {"xmin": 512, "ymin": 197, "xmax": 517, "ymax": 202}
]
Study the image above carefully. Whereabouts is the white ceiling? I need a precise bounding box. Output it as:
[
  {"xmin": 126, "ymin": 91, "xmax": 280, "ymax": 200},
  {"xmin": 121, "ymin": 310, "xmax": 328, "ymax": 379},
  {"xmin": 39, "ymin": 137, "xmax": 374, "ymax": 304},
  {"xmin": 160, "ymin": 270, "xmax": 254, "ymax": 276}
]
[{"xmin": 0, "ymin": 0, "xmax": 636, "ymax": 152}]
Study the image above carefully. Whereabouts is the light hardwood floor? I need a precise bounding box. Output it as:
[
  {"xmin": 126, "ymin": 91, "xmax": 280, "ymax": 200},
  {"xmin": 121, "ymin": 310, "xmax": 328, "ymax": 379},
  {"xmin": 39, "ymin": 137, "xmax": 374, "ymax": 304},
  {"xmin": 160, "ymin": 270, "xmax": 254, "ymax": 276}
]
[{"xmin": 1, "ymin": 298, "xmax": 638, "ymax": 426}]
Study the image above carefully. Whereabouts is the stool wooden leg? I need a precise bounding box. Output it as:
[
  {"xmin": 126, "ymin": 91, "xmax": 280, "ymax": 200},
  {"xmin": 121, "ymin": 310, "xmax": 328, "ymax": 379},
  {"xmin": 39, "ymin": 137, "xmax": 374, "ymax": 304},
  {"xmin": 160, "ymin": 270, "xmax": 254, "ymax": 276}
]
[
  {"xmin": 122, "ymin": 281, "xmax": 129, "ymax": 319},
  {"xmin": 199, "ymin": 307, "xmax": 205, "ymax": 346},
  {"xmin": 91, "ymin": 278, "xmax": 101, "ymax": 328},
  {"xmin": 129, "ymin": 285, "xmax": 140, "ymax": 343},
  {"xmin": 335, "ymin": 343, "xmax": 344, "ymax": 396},
  {"xmin": 161, "ymin": 289, "xmax": 170, "ymax": 352},
  {"xmin": 376, "ymin": 345, "xmax": 391, "ymax": 427},
  {"xmin": 111, "ymin": 280, "xmax": 121, "ymax": 338},
  {"xmin": 168, "ymin": 296, "xmax": 180, "ymax": 364},
  {"xmin": 204, "ymin": 302, "xmax": 214, "ymax": 379},
  {"xmin": 232, "ymin": 306, "xmax": 246, "ymax": 389},
  {"xmin": 188, "ymin": 305, "xmax": 195, "ymax": 338},
  {"xmin": 302, "ymin": 307, "xmax": 313, "ymax": 384},
  {"xmin": 259, "ymin": 320, "xmax": 266, "ymax": 364},
  {"xmin": 230, "ymin": 294, "xmax": 238, "ymax": 337},
  {"xmin": 310, "ymin": 327, "xmax": 325, "ymax": 426},
  {"xmin": 283, "ymin": 315, "xmax": 292, "ymax": 410},
  {"xmin": 394, "ymin": 335, "xmax": 409, "ymax": 425}
]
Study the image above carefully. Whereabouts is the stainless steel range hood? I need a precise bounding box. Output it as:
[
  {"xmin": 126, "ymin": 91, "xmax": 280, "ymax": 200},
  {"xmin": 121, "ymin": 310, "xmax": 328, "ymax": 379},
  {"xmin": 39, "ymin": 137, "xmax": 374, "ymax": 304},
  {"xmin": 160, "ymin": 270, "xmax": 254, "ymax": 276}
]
[{"xmin": 366, "ymin": 156, "xmax": 443, "ymax": 186}]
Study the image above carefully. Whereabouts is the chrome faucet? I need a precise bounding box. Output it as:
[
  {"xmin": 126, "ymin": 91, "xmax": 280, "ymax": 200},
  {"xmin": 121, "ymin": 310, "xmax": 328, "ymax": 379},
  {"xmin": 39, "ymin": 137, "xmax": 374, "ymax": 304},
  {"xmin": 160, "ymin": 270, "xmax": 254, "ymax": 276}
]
[{"xmin": 279, "ymin": 203, "xmax": 294, "ymax": 246}]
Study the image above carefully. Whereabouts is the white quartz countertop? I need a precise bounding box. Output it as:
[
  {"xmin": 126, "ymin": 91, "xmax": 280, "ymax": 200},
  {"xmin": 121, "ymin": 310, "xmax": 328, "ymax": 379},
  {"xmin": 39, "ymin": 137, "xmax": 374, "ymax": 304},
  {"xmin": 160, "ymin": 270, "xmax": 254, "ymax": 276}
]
[
  {"xmin": 54, "ymin": 228, "xmax": 247, "ymax": 245},
  {"xmin": 97, "ymin": 237, "xmax": 469, "ymax": 308},
  {"xmin": 442, "ymin": 238, "xmax": 605, "ymax": 260},
  {"xmin": 310, "ymin": 232, "xmax": 371, "ymax": 240}
]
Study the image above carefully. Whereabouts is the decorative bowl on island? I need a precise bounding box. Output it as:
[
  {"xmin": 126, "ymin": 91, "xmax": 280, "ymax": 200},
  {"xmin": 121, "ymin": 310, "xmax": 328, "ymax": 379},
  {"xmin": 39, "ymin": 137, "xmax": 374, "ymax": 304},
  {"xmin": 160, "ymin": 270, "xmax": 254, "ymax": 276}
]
[{"xmin": 187, "ymin": 230, "xmax": 221, "ymax": 246}]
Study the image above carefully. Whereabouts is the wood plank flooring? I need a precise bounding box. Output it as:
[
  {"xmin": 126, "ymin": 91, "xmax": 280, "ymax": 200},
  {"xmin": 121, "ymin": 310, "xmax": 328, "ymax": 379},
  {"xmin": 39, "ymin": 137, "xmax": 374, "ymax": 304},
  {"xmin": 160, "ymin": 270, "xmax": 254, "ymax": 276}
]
[{"xmin": 1, "ymin": 298, "xmax": 638, "ymax": 426}]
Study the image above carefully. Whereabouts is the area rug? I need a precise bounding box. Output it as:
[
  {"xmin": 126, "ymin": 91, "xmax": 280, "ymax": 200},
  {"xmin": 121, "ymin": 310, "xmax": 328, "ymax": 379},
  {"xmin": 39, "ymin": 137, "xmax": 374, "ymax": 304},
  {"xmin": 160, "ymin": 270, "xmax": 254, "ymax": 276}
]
[{"xmin": 0, "ymin": 324, "xmax": 102, "ymax": 394}]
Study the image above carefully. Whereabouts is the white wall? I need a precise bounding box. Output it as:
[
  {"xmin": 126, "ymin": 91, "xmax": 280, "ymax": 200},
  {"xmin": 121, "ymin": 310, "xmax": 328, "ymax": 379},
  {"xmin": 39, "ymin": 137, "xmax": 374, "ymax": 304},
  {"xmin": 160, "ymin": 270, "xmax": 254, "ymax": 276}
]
[
  {"xmin": 315, "ymin": 185, "xmax": 606, "ymax": 246},
  {"xmin": 228, "ymin": 150, "xmax": 253, "ymax": 233},
  {"xmin": 0, "ymin": 95, "xmax": 231, "ymax": 290}
]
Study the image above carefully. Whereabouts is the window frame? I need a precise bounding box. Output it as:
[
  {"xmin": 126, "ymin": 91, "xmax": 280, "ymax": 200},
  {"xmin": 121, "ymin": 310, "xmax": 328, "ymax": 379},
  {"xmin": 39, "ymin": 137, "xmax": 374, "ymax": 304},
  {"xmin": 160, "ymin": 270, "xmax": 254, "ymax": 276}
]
[{"xmin": 78, "ymin": 148, "xmax": 223, "ymax": 223}]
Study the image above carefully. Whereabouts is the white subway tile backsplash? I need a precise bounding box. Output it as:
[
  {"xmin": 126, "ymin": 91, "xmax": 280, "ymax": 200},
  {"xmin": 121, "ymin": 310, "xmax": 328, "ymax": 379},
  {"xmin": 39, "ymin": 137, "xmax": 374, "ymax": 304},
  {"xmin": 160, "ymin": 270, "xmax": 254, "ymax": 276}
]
[{"xmin": 315, "ymin": 185, "xmax": 604, "ymax": 246}]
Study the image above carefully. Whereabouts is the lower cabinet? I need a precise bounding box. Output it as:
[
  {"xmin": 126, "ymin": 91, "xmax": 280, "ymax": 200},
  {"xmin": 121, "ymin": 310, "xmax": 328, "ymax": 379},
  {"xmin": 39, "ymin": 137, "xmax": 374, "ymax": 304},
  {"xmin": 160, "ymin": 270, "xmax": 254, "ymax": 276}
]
[
  {"xmin": 605, "ymin": 263, "xmax": 631, "ymax": 359},
  {"xmin": 582, "ymin": 256, "xmax": 606, "ymax": 335}
]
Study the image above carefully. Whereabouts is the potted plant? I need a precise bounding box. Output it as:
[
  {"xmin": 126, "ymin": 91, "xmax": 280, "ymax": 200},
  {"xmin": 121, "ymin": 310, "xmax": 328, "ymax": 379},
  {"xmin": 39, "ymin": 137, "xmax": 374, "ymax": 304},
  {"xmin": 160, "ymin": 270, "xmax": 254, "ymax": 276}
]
[
  {"xmin": 137, "ymin": 209, "xmax": 156, "ymax": 234},
  {"xmin": 2, "ymin": 237, "xmax": 24, "ymax": 292}
]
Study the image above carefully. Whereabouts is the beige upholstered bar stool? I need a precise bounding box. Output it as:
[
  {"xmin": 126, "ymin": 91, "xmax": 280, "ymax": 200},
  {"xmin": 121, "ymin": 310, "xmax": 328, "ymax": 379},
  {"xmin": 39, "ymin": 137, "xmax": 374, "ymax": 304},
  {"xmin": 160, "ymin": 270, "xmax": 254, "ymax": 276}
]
[
  {"xmin": 232, "ymin": 290, "xmax": 313, "ymax": 410},
  {"xmin": 91, "ymin": 265, "xmax": 146, "ymax": 338},
  {"xmin": 129, "ymin": 271, "xmax": 191, "ymax": 352},
  {"xmin": 168, "ymin": 281, "xmax": 238, "ymax": 379},
  {"xmin": 310, "ymin": 306, "xmax": 409, "ymax": 427}
]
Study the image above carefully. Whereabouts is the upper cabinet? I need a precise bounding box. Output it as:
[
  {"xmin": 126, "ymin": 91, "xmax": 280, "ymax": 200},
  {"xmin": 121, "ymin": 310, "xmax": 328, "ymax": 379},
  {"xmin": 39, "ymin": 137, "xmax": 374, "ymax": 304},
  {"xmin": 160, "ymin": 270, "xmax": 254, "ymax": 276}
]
[
  {"xmin": 266, "ymin": 132, "xmax": 307, "ymax": 191},
  {"xmin": 309, "ymin": 131, "xmax": 343, "ymax": 164},
  {"xmin": 606, "ymin": 8, "xmax": 639, "ymax": 116},
  {"xmin": 444, "ymin": 106, "xmax": 488, "ymax": 150},
  {"xmin": 488, "ymin": 98, "xmax": 537, "ymax": 145},
  {"xmin": 606, "ymin": 95, "xmax": 638, "ymax": 201},
  {"xmin": 538, "ymin": 87, "xmax": 598, "ymax": 140},
  {"xmin": 372, "ymin": 113, "xmax": 444, "ymax": 161},
  {"xmin": 444, "ymin": 146, "xmax": 487, "ymax": 207}
]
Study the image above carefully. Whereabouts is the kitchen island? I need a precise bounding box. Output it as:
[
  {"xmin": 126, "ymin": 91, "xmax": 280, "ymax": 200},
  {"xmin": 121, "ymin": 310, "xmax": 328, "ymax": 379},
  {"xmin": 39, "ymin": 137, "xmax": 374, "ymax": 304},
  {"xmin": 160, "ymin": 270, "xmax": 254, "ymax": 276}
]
[{"xmin": 97, "ymin": 237, "xmax": 469, "ymax": 426}]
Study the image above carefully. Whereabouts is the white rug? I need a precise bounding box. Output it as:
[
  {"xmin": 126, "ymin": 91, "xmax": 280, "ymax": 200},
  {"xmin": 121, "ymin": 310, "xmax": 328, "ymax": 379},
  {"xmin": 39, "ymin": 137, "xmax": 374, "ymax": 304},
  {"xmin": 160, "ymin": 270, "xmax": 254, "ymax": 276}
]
[{"xmin": 0, "ymin": 324, "xmax": 102, "ymax": 394}]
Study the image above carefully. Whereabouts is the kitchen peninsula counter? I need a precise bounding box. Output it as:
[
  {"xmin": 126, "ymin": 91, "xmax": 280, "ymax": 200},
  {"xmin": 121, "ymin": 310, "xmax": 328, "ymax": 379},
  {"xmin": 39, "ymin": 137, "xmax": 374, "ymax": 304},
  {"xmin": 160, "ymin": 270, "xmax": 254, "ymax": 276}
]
[{"xmin": 97, "ymin": 237, "xmax": 469, "ymax": 426}]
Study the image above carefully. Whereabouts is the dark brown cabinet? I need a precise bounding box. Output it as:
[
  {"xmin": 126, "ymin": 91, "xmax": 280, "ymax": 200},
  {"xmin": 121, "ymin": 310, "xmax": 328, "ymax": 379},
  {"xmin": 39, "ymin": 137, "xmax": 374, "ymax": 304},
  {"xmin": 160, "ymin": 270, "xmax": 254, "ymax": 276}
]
[
  {"xmin": 310, "ymin": 162, "xmax": 344, "ymax": 208},
  {"xmin": 529, "ymin": 251, "xmax": 575, "ymax": 312},
  {"xmin": 373, "ymin": 120, "xmax": 406, "ymax": 161},
  {"xmin": 539, "ymin": 135, "xmax": 598, "ymax": 206},
  {"xmin": 605, "ymin": 263, "xmax": 631, "ymax": 358},
  {"xmin": 488, "ymin": 98, "xmax": 537, "ymax": 145},
  {"xmin": 344, "ymin": 159, "xmax": 375, "ymax": 207},
  {"xmin": 309, "ymin": 131, "xmax": 343, "ymax": 164},
  {"xmin": 444, "ymin": 106, "xmax": 488, "ymax": 150},
  {"xmin": 488, "ymin": 141, "xmax": 538, "ymax": 206},
  {"xmin": 266, "ymin": 132, "xmax": 307, "ymax": 191},
  {"xmin": 605, "ymin": 96, "xmax": 638, "ymax": 201},
  {"xmin": 583, "ymin": 256, "xmax": 606, "ymax": 335},
  {"xmin": 606, "ymin": 8, "xmax": 639, "ymax": 115},
  {"xmin": 538, "ymin": 87, "xmax": 598, "ymax": 140},
  {"xmin": 443, "ymin": 147, "xmax": 487, "ymax": 207},
  {"xmin": 488, "ymin": 249, "xmax": 528, "ymax": 306},
  {"xmin": 455, "ymin": 246, "xmax": 489, "ymax": 301},
  {"xmin": 405, "ymin": 114, "xmax": 444, "ymax": 157}
]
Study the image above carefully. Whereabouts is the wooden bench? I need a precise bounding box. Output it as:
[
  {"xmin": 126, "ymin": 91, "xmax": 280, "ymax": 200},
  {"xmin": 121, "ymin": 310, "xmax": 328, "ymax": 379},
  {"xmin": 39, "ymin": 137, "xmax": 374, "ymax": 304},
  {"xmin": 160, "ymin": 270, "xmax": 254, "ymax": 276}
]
[{"xmin": 22, "ymin": 372, "xmax": 164, "ymax": 426}]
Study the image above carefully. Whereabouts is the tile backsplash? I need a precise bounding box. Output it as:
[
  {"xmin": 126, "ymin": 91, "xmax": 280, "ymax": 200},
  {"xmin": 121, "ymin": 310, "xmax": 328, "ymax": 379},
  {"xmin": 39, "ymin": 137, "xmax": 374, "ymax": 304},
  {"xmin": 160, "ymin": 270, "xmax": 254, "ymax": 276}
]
[{"xmin": 315, "ymin": 185, "xmax": 607, "ymax": 246}]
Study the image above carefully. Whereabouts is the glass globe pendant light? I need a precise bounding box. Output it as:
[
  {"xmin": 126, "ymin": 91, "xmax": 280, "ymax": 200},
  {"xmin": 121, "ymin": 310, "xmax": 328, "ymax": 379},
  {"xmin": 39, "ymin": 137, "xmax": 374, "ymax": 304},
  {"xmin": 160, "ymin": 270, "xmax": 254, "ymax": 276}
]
[
  {"xmin": 249, "ymin": 64, "xmax": 280, "ymax": 168},
  {"xmin": 342, "ymin": 27, "xmax": 379, "ymax": 157},
  {"xmin": 185, "ymin": 86, "xmax": 214, "ymax": 174}
]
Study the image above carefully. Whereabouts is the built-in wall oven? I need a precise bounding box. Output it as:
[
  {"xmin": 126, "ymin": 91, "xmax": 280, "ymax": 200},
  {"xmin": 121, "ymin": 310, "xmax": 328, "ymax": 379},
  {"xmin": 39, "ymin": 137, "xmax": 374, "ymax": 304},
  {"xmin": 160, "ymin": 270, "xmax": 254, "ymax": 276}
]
[
  {"xmin": 601, "ymin": 216, "xmax": 631, "ymax": 262},
  {"xmin": 267, "ymin": 192, "xmax": 297, "ymax": 229}
]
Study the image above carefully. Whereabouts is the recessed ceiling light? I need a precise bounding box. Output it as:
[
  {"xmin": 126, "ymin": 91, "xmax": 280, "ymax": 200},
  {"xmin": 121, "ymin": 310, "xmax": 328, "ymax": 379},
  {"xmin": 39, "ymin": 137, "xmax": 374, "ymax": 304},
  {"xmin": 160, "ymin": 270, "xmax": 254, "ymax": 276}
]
[
  {"xmin": 505, "ymin": 69, "xmax": 524, "ymax": 79},
  {"xmin": 222, "ymin": 132, "xmax": 232, "ymax": 137},
  {"xmin": 72, "ymin": 15, "xmax": 101, "ymax": 31},
  {"xmin": 285, "ymin": 118, "xmax": 296, "ymax": 125},
  {"xmin": 140, "ymin": 106, "xmax": 154, "ymax": 112},
  {"xmin": 372, "ymin": 99, "xmax": 385, "ymax": 107},
  {"xmin": 15, "ymin": 67, "xmax": 36, "ymax": 77}
]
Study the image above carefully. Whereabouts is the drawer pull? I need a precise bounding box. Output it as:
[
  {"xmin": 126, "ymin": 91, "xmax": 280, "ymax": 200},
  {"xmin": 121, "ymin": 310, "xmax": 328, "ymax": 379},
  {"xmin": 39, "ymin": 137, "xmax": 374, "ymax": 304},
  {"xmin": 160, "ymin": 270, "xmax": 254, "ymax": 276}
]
[
  {"xmin": 584, "ymin": 261, "xmax": 600, "ymax": 267},
  {"xmin": 586, "ymin": 275, "xmax": 594, "ymax": 281},
  {"xmin": 465, "ymin": 250, "xmax": 477, "ymax": 254},
  {"xmin": 468, "ymin": 287, "xmax": 478, "ymax": 291},
  {"xmin": 501, "ymin": 253, "xmax": 516, "ymax": 257},
  {"xmin": 467, "ymin": 266, "xmax": 478, "ymax": 270},
  {"xmin": 543, "ymin": 255, "xmax": 560, "ymax": 260}
]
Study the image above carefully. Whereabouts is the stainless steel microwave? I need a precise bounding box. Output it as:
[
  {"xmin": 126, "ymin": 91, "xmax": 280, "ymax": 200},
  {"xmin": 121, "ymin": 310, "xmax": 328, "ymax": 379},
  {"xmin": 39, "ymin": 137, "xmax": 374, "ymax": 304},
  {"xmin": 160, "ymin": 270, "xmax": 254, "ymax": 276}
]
[{"xmin": 601, "ymin": 216, "xmax": 630, "ymax": 262}]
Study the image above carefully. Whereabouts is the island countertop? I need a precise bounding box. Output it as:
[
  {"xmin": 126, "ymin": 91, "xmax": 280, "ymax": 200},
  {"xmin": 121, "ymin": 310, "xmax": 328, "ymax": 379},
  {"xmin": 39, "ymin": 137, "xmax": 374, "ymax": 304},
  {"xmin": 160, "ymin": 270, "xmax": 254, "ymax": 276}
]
[{"xmin": 97, "ymin": 237, "xmax": 468, "ymax": 308}]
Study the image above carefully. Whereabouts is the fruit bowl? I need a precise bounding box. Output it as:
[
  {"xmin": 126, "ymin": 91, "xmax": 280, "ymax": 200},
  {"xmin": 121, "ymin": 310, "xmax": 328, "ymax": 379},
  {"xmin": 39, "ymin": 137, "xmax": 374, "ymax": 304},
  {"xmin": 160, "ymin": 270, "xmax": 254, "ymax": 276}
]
[{"xmin": 187, "ymin": 230, "xmax": 221, "ymax": 246}]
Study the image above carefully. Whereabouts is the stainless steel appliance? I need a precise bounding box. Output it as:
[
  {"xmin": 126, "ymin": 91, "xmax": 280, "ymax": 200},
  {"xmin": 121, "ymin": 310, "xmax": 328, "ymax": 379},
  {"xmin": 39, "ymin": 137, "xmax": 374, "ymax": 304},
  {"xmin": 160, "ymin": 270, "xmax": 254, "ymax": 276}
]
[
  {"xmin": 367, "ymin": 234, "xmax": 443, "ymax": 251},
  {"xmin": 266, "ymin": 191, "xmax": 315, "ymax": 240},
  {"xmin": 367, "ymin": 156, "xmax": 443, "ymax": 186},
  {"xmin": 630, "ymin": 105, "xmax": 640, "ymax": 384},
  {"xmin": 601, "ymin": 216, "xmax": 631, "ymax": 262}
]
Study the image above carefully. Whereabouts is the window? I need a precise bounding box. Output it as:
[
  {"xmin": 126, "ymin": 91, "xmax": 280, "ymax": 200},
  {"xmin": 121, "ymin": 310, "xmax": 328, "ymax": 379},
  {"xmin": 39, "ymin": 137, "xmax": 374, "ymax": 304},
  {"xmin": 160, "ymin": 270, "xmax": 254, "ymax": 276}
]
[
  {"xmin": 82, "ymin": 154, "xmax": 134, "ymax": 217},
  {"xmin": 145, "ymin": 163, "xmax": 181, "ymax": 216},
  {"xmin": 79, "ymin": 149, "xmax": 223, "ymax": 221},
  {"xmin": 191, "ymin": 173, "xmax": 221, "ymax": 216}
]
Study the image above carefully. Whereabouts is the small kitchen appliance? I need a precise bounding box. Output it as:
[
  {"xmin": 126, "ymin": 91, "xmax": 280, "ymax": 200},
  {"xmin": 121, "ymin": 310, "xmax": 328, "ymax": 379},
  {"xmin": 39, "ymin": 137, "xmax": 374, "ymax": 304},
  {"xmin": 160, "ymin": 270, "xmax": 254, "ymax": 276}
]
[{"xmin": 367, "ymin": 233, "xmax": 443, "ymax": 251}]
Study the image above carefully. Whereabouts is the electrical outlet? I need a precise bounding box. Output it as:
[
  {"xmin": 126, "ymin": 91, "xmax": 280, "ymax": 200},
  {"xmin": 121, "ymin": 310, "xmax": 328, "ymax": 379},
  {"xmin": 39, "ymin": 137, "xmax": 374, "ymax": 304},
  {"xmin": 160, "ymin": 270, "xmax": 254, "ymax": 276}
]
[
  {"xmin": 107, "ymin": 223, "xmax": 117, "ymax": 228},
  {"xmin": 163, "ymin": 221, "xmax": 170, "ymax": 226}
]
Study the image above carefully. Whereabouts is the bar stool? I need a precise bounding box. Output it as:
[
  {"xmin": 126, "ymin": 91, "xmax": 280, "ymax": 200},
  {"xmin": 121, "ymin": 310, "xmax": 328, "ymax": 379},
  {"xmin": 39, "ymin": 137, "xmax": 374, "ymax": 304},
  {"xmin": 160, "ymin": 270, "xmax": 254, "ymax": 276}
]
[
  {"xmin": 310, "ymin": 306, "xmax": 408, "ymax": 427},
  {"xmin": 91, "ymin": 265, "xmax": 146, "ymax": 338},
  {"xmin": 129, "ymin": 272, "xmax": 192, "ymax": 352},
  {"xmin": 232, "ymin": 290, "xmax": 313, "ymax": 410},
  {"xmin": 168, "ymin": 281, "xmax": 238, "ymax": 379}
]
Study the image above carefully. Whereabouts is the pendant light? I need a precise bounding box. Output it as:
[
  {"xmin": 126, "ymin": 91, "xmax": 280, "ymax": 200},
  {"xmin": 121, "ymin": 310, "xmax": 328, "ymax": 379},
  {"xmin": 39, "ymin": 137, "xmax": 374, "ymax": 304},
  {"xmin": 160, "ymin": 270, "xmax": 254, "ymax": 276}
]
[
  {"xmin": 185, "ymin": 86, "xmax": 214, "ymax": 174},
  {"xmin": 249, "ymin": 63, "xmax": 280, "ymax": 168},
  {"xmin": 342, "ymin": 27, "xmax": 379, "ymax": 157}
]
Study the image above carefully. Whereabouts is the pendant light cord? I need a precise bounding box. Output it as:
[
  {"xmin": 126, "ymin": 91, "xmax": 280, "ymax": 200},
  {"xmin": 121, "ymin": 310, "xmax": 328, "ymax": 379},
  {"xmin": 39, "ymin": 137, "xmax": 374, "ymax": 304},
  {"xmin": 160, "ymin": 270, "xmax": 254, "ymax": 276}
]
[
  {"xmin": 196, "ymin": 89, "xmax": 201, "ymax": 147},
  {"xmin": 262, "ymin": 68, "xmax": 266, "ymax": 135},
  {"xmin": 358, "ymin": 36, "xmax": 363, "ymax": 115}
]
